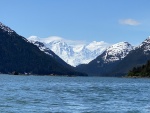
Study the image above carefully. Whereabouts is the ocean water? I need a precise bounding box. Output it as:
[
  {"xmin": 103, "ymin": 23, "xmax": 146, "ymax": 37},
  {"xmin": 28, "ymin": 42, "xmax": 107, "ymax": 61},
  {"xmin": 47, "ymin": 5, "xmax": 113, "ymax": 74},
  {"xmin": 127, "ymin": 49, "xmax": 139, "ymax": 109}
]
[{"xmin": 0, "ymin": 75, "xmax": 150, "ymax": 113}]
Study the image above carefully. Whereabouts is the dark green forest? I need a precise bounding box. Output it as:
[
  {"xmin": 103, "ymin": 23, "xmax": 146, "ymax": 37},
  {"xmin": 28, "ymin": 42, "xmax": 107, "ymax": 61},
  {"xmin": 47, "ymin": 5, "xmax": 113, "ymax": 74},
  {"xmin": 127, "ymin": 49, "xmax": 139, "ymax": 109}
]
[{"xmin": 128, "ymin": 60, "xmax": 150, "ymax": 77}]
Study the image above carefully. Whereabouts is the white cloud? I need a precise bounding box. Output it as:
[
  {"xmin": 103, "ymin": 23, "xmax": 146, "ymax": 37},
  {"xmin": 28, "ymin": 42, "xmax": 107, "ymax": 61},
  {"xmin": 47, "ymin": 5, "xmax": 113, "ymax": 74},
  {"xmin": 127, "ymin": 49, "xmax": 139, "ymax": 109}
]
[
  {"xmin": 119, "ymin": 19, "xmax": 140, "ymax": 26},
  {"xmin": 28, "ymin": 36, "xmax": 87, "ymax": 45},
  {"xmin": 28, "ymin": 36, "xmax": 63, "ymax": 43},
  {"xmin": 64, "ymin": 39, "xmax": 87, "ymax": 46}
]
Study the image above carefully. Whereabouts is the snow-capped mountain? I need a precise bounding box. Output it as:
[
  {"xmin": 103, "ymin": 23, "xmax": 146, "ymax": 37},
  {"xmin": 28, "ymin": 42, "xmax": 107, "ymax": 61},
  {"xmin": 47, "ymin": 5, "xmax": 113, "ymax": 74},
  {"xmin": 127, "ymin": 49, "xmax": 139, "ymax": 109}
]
[
  {"xmin": 76, "ymin": 37, "xmax": 150, "ymax": 77},
  {"xmin": 86, "ymin": 41, "xmax": 134, "ymax": 65},
  {"xmin": 29, "ymin": 40, "xmax": 54, "ymax": 56},
  {"xmin": 29, "ymin": 40, "xmax": 75, "ymax": 68},
  {"xmin": 109, "ymin": 37, "xmax": 150, "ymax": 76},
  {"xmin": 102, "ymin": 42, "xmax": 134, "ymax": 63},
  {"xmin": 139, "ymin": 36, "xmax": 150, "ymax": 53},
  {"xmin": 28, "ymin": 36, "xmax": 110, "ymax": 66},
  {"xmin": 76, "ymin": 41, "xmax": 134, "ymax": 76},
  {"xmin": 0, "ymin": 22, "xmax": 87, "ymax": 76}
]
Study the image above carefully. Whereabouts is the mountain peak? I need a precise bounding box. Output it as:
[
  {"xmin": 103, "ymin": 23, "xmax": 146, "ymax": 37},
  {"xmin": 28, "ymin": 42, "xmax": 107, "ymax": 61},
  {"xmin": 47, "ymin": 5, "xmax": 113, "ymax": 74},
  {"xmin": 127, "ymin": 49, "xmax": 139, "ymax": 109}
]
[
  {"xmin": 108, "ymin": 41, "xmax": 133, "ymax": 50},
  {"xmin": 103, "ymin": 41, "xmax": 134, "ymax": 63},
  {"xmin": 0, "ymin": 22, "xmax": 14, "ymax": 34},
  {"xmin": 143, "ymin": 37, "xmax": 150, "ymax": 44},
  {"xmin": 139, "ymin": 37, "xmax": 150, "ymax": 52}
]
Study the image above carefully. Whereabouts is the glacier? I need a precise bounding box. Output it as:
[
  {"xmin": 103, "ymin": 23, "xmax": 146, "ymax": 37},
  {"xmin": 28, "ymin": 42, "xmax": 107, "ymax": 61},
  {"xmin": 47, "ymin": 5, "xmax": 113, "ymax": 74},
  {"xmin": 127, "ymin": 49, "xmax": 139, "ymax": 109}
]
[{"xmin": 28, "ymin": 36, "xmax": 110, "ymax": 66}]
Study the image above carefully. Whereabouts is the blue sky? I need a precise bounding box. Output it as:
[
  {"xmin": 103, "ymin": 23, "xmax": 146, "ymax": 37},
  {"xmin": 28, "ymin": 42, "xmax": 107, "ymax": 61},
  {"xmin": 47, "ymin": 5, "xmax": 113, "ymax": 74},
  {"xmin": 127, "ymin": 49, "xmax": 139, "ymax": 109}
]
[{"xmin": 0, "ymin": 0, "xmax": 150, "ymax": 45}]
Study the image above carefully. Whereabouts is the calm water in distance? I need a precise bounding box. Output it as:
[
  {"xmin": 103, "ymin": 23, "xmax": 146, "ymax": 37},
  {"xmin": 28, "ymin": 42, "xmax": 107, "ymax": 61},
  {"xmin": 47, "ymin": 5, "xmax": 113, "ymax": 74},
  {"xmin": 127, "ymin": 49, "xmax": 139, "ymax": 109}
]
[{"xmin": 0, "ymin": 74, "xmax": 150, "ymax": 113}]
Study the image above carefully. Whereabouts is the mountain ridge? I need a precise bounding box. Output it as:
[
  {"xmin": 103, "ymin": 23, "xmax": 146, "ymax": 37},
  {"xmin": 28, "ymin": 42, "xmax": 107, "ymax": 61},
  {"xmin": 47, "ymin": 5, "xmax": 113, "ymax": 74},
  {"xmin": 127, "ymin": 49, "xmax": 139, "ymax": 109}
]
[
  {"xmin": 28, "ymin": 36, "xmax": 110, "ymax": 66},
  {"xmin": 111, "ymin": 37, "xmax": 150, "ymax": 76},
  {"xmin": 76, "ymin": 37, "xmax": 150, "ymax": 76},
  {"xmin": 0, "ymin": 22, "xmax": 86, "ymax": 76}
]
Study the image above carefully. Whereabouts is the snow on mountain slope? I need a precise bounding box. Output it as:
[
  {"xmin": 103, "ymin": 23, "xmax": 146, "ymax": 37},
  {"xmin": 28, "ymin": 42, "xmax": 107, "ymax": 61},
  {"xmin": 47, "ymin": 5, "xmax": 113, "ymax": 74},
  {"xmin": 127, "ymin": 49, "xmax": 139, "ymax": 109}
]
[
  {"xmin": 102, "ymin": 42, "xmax": 134, "ymax": 63},
  {"xmin": 28, "ymin": 36, "xmax": 110, "ymax": 66},
  {"xmin": 0, "ymin": 22, "xmax": 14, "ymax": 33},
  {"xmin": 139, "ymin": 36, "xmax": 150, "ymax": 52},
  {"xmin": 29, "ymin": 40, "xmax": 53, "ymax": 56}
]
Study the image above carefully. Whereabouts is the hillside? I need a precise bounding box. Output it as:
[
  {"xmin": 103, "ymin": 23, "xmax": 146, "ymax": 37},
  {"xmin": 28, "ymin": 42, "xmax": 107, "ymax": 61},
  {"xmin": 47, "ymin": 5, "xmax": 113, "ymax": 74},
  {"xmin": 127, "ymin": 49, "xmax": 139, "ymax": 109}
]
[
  {"xmin": 112, "ymin": 37, "xmax": 150, "ymax": 76},
  {"xmin": 0, "ymin": 22, "xmax": 86, "ymax": 76},
  {"xmin": 128, "ymin": 60, "xmax": 150, "ymax": 77}
]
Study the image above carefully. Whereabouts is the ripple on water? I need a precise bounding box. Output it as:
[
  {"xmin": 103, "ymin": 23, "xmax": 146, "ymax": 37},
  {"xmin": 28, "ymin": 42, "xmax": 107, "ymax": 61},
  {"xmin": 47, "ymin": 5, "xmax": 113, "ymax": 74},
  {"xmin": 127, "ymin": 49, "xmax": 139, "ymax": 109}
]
[{"xmin": 0, "ymin": 75, "xmax": 150, "ymax": 113}]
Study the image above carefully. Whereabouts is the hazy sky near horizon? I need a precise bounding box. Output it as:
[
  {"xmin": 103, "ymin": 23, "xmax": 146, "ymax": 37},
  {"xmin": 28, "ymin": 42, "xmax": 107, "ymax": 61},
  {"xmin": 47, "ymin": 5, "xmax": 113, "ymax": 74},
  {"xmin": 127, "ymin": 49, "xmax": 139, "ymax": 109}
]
[{"xmin": 0, "ymin": 0, "xmax": 150, "ymax": 45}]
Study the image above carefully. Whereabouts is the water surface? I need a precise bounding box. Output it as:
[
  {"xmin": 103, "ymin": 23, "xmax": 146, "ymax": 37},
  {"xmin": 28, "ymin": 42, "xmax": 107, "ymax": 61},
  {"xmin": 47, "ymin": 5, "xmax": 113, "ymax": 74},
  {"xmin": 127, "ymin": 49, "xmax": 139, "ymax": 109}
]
[{"xmin": 0, "ymin": 74, "xmax": 150, "ymax": 113}]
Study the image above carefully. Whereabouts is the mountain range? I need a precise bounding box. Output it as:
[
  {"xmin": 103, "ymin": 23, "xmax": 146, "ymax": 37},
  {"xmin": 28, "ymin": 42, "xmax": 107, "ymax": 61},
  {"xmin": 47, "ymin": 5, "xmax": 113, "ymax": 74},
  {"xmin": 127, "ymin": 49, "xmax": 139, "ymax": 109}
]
[
  {"xmin": 28, "ymin": 36, "xmax": 110, "ymax": 66},
  {"xmin": 111, "ymin": 37, "xmax": 150, "ymax": 76},
  {"xmin": 76, "ymin": 42, "xmax": 134, "ymax": 76},
  {"xmin": 28, "ymin": 34, "xmax": 150, "ymax": 77},
  {"xmin": 1, "ymin": 21, "xmax": 150, "ymax": 77},
  {"xmin": 76, "ymin": 37, "xmax": 150, "ymax": 76},
  {"xmin": 0, "ymin": 22, "xmax": 86, "ymax": 76}
]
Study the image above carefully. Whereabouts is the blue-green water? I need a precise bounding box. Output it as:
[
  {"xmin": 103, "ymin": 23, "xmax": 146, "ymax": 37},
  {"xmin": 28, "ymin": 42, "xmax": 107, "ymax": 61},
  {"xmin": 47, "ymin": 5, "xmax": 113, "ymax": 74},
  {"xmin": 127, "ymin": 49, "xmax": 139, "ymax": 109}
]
[{"xmin": 0, "ymin": 74, "xmax": 150, "ymax": 113}]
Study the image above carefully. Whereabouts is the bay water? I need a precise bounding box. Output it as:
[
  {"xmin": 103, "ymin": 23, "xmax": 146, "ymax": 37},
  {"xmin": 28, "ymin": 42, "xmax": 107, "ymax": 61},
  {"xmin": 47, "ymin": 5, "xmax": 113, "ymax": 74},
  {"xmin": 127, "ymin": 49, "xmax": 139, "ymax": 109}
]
[{"xmin": 0, "ymin": 74, "xmax": 150, "ymax": 113}]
